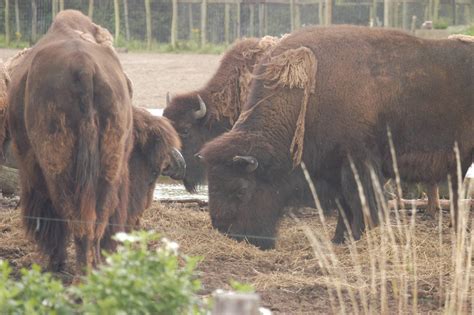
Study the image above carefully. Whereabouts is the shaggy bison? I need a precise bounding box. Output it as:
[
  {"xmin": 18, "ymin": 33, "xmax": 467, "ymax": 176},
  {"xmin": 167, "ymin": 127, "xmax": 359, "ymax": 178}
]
[
  {"xmin": 126, "ymin": 107, "xmax": 184, "ymax": 228},
  {"xmin": 163, "ymin": 36, "xmax": 279, "ymax": 193},
  {"xmin": 7, "ymin": 10, "xmax": 134, "ymax": 273},
  {"xmin": 200, "ymin": 26, "xmax": 474, "ymax": 248}
]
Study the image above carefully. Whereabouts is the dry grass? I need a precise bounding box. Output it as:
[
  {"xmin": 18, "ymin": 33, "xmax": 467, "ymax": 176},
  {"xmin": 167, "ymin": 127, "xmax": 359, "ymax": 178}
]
[{"xmin": 0, "ymin": 174, "xmax": 472, "ymax": 313}]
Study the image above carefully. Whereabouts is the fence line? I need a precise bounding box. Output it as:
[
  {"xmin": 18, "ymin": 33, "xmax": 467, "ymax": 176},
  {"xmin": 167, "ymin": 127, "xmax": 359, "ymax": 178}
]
[{"xmin": 0, "ymin": 0, "xmax": 472, "ymax": 48}]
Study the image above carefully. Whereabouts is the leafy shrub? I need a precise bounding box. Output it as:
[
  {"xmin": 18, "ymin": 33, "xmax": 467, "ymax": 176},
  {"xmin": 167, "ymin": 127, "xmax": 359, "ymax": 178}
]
[
  {"xmin": 74, "ymin": 230, "xmax": 205, "ymax": 315},
  {"xmin": 433, "ymin": 19, "xmax": 449, "ymax": 29},
  {"xmin": 0, "ymin": 231, "xmax": 208, "ymax": 315},
  {"xmin": 0, "ymin": 261, "xmax": 73, "ymax": 315}
]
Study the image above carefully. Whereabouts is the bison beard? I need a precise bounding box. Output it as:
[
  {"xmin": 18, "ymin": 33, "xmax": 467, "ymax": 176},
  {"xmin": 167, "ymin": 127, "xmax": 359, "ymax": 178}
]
[
  {"xmin": 200, "ymin": 25, "xmax": 474, "ymax": 248},
  {"xmin": 7, "ymin": 10, "xmax": 134, "ymax": 273}
]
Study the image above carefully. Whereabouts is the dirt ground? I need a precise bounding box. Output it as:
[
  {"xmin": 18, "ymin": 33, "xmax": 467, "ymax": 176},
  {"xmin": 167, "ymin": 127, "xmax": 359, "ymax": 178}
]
[{"xmin": 0, "ymin": 48, "xmax": 221, "ymax": 108}]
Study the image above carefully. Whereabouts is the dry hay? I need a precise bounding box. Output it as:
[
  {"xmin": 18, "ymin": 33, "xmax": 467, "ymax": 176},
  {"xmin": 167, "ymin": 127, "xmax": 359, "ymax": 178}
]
[
  {"xmin": 448, "ymin": 34, "xmax": 474, "ymax": 43},
  {"xmin": 0, "ymin": 199, "xmax": 472, "ymax": 314}
]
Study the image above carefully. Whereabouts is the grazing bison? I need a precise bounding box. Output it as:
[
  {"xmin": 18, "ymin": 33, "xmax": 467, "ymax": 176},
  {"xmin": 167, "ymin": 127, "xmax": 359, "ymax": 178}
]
[
  {"xmin": 163, "ymin": 36, "xmax": 279, "ymax": 193},
  {"xmin": 199, "ymin": 26, "xmax": 474, "ymax": 248},
  {"xmin": 7, "ymin": 10, "xmax": 134, "ymax": 273},
  {"xmin": 126, "ymin": 107, "xmax": 185, "ymax": 228},
  {"xmin": 164, "ymin": 36, "xmax": 337, "ymax": 211}
]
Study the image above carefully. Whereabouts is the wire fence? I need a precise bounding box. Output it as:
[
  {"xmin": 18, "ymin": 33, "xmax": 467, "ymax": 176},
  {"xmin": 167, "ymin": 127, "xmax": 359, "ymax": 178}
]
[{"xmin": 0, "ymin": 0, "xmax": 472, "ymax": 48}]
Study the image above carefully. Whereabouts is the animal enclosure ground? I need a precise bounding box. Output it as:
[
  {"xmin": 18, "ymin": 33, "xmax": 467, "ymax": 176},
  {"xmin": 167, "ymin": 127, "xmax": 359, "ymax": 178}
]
[{"xmin": 0, "ymin": 200, "xmax": 469, "ymax": 314}]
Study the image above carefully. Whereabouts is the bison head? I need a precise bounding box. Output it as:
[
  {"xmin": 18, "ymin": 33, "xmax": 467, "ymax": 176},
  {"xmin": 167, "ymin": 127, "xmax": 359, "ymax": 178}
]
[
  {"xmin": 163, "ymin": 92, "xmax": 231, "ymax": 193},
  {"xmin": 199, "ymin": 132, "xmax": 296, "ymax": 250},
  {"xmin": 129, "ymin": 108, "xmax": 185, "ymax": 219}
]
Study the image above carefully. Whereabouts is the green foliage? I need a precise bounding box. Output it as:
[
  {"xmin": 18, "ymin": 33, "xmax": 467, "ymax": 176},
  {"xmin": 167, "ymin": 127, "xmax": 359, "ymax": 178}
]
[
  {"xmin": 115, "ymin": 35, "xmax": 227, "ymax": 54},
  {"xmin": 463, "ymin": 25, "xmax": 474, "ymax": 36},
  {"xmin": 0, "ymin": 231, "xmax": 208, "ymax": 315},
  {"xmin": 0, "ymin": 261, "xmax": 73, "ymax": 315},
  {"xmin": 229, "ymin": 280, "xmax": 255, "ymax": 293},
  {"xmin": 433, "ymin": 19, "xmax": 449, "ymax": 29},
  {"xmin": 0, "ymin": 34, "xmax": 29, "ymax": 49},
  {"xmin": 74, "ymin": 231, "xmax": 205, "ymax": 315}
]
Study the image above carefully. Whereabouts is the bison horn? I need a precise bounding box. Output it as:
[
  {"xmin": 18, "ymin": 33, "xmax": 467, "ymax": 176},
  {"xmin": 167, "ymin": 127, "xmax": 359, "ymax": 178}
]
[
  {"xmin": 194, "ymin": 95, "xmax": 207, "ymax": 119},
  {"xmin": 162, "ymin": 148, "xmax": 186, "ymax": 180},
  {"xmin": 232, "ymin": 155, "xmax": 259, "ymax": 173},
  {"xmin": 166, "ymin": 92, "xmax": 171, "ymax": 107}
]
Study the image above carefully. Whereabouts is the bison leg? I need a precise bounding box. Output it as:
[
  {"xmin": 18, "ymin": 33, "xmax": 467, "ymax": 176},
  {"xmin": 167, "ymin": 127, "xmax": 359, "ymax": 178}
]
[
  {"xmin": 22, "ymin": 184, "xmax": 69, "ymax": 272},
  {"xmin": 339, "ymin": 157, "xmax": 384, "ymax": 241},
  {"xmin": 424, "ymin": 182, "xmax": 441, "ymax": 219},
  {"xmin": 74, "ymin": 235, "xmax": 93, "ymax": 274},
  {"xmin": 332, "ymin": 199, "xmax": 353, "ymax": 244}
]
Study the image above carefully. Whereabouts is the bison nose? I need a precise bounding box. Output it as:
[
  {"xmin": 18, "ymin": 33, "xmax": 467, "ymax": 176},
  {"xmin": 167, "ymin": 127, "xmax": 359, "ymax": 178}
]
[{"xmin": 162, "ymin": 148, "xmax": 186, "ymax": 180}]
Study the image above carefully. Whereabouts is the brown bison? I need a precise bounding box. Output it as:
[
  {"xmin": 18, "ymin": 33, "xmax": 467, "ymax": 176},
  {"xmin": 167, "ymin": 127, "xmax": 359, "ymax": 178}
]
[
  {"xmin": 163, "ymin": 36, "xmax": 338, "ymax": 210},
  {"xmin": 126, "ymin": 107, "xmax": 184, "ymax": 228},
  {"xmin": 163, "ymin": 36, "xmax": 279, "ymax": 193},
  {"xmin": 199, "ymin": 26, "xmax": 474, "ymax": 248},
  {"xmin": 7, "ymin": 10, "xmax": 134, "ymax": 273}
]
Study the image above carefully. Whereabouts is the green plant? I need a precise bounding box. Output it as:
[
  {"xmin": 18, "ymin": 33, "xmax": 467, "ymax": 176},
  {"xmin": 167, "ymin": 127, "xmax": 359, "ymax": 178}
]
[
  {"xmin": 433, "ymin": 19, "xmax": 449, "ymax": 29},
  {"xmin": 74, "ymin": 230, "xmax": 205, "ymax": 315},
  {"xmin": 0, "ymin": 261, "xmax": 73, "ymax": 315}
]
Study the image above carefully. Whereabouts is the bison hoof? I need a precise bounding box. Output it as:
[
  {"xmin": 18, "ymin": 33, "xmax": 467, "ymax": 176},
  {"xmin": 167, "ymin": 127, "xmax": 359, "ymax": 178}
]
[
  {"xmin": 331, "ymin": 234, "xmax": 346, "ymax": 244},
  {"xmin": 48, "ymin": 260, "xmax": 66, "ymax": 272}
]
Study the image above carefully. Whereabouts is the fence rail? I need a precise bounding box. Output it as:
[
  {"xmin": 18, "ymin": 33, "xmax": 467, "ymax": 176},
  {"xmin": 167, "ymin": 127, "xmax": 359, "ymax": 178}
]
[{"xmin": 1, "ymin": 0, "xmax": 472, "ymax": 49}]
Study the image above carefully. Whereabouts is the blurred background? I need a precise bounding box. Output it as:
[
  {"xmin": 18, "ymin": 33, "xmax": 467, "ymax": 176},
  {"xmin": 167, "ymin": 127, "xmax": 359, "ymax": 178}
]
[{"xmin": 0, "ymin": 0, "xmax": 472, "ymax": 52}]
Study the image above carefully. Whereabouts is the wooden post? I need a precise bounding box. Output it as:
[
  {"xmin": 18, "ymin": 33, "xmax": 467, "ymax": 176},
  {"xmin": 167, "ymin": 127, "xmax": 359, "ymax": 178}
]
[
  {"xmin": 171, "ymin": 0, "xmax": 178, "ymax": 48},
  {"xmin": 5, "ymin": 0, "xmax": 9, "ymax": 45},
  {"xmin": 452, "ymin": 0, "xmax": 456, "ymax": 24},
  {"xmin": 145, "ymin": 0, "xmax": 152, "ymax": 49},
  {"xmin": 319, "ymin": 0, "xmax": 324, "ymax": 25},
  {"xmin": 123, "ymin": 0, "xmax": 130, "ymax": 41},
  {"xmin": 249, "ymin": 4, "xmax": 255, "ymax": 36},
  {"xmin": 410, "ymin": 15, "xmax": 417, "ymax": 33},
  {"xmin": 402, "ymin": 0, "xmax": 408, "ymax": 29},
  {"xmin": 236, "ymin": 0, "xmax": 241, "ymax": 38},
  {"xmin": 258, "ymin": 3, "xmax": 264, "ymax": 37},
  {"xmin": 59, "ymin": 0, "xmax": 64, "ymax": 11},
  {"xmin": 433, "ymin": 0, "xmax": 440, "ymax": 21},
  {"xmin": 88, "ymin": 0, "xmax": 94, "ymax": 18},
  {"xmin": 295, "ymin": 4, "xmax": 301, "ymax": 29},
  {"xmin": 290, "ymin": 0, "xmax": 296, "ymax": 31},
  {"xmin": 31, "ymin": 0, "xmax": 37, "ymax": 42},
  {"xmin": 52, "ymin": 0, "xmax": 57, "ymax": 17},
  {"xmin": 188, "ymin": 3, "xmax": 193, "ymax": 40},
  {"xmin": 14, "ymin": 0, "xmax": 19, "ymax": 40},
  {"xmin": 384, "ymin": 0, "xmax": 390, "ymax": 26},
  {"xmin": 325, "ymin": 0, "xmax": 332, "ymax": 25},
  {"xmin": 114, "ymin": 0, "xmax": 120, "ymax": 42},
  {"xmin": 371, "ymin": 0, "xmax": 377, "ymax": 25},
  {"xmin": 264, "ymin": 1, "xmax": 268, "ymax": 35},
  {"xmin": 211, "ymin": 293, "xmax": 261, "ymax": 315},
  {"xmin": 201, "ymin": 0, "xmax": 207, "ymax": 46},
  {"xmin": 224, "ymin": 3, "xmax": 230, "ymax": 43}
]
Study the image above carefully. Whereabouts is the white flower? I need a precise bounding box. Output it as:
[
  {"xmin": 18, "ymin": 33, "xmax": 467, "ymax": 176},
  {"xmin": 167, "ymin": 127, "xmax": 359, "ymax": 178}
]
[
  {"xmin": 114, "ymin": 232, "xmax": 140, "ymax": 243},
  {"xmin": 161, "ymin": 237, "xmax": 180, "ymax": 255}
]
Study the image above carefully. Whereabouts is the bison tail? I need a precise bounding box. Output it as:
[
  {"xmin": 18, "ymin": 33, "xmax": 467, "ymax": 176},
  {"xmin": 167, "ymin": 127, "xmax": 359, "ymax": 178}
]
[{"xmin": 73, "ymin": 68, "xmax": 100, "ymax": 238}]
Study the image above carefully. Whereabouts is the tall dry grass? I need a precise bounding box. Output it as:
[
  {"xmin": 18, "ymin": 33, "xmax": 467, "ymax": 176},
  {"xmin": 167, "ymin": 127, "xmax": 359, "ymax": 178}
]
[{"xmin": 296, "ymin": 141, "xmax": 474, "ymax": 314}]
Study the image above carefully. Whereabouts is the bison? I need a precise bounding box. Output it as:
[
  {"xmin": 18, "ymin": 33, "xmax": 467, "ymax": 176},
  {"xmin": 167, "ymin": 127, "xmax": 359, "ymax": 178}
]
[
  {"xmin": 163, "ymin": 36, "xmax": 279, "ymax": 193},
  {"xmin": 199, "ymin": 25, "xmax": 474, "ymax": 249},
  {"xmin": 163, "ymin": 36, "xmax": 339, "ymax": 211},
  {"xmin": 7, "ymin": 10, "xmax": 134, "ymax": 273},
  {"xmin": 126, "ymin": 107, "xmax": 185, "ymax": 228}
]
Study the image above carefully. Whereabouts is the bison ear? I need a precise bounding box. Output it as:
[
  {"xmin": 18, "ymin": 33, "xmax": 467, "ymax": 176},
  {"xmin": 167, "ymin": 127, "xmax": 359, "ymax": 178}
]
[{"xmin": 232, "ymin": 155, "xmax": 258, "ymax": 173}]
